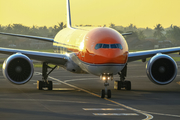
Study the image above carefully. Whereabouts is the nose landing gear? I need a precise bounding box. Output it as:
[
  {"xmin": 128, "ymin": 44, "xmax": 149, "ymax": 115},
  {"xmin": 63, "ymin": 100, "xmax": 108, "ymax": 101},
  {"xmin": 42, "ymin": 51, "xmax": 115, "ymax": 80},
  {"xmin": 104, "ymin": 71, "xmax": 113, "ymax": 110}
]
[{"xmin": 100, "ymin": 74, "xmax": 113, "ymax": 98}]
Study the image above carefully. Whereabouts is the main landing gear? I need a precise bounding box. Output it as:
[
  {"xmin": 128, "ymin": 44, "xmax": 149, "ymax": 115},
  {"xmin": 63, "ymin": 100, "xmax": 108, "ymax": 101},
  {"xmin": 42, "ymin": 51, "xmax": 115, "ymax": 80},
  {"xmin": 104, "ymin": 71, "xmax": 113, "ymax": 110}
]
[
  {"xmin": 37, "ymin": 62, "xmax": 57, "ymax": 90},
  {"xmin": 114, "ymin": 64, "xmax": 131, "ymax": 90},
  {"xmin": 100, "ymin": 74, "xmax": 113, "ymax": 98}
]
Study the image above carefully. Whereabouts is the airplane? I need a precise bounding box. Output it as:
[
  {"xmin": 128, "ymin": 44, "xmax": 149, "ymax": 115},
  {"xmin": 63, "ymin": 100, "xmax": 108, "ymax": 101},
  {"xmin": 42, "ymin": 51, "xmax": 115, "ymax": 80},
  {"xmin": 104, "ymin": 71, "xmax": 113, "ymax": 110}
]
[{"xmin": 0, "ymin": 0, "xmax": 180, "ymax": 98}]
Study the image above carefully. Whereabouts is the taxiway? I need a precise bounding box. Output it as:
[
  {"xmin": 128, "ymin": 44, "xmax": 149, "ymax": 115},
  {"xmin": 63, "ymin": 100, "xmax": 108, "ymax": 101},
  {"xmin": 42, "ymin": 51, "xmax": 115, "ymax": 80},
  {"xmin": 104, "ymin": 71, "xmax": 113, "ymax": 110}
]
[{"xmin": 0, "ymin": 60, "xmax": 180, "ymax": 120}]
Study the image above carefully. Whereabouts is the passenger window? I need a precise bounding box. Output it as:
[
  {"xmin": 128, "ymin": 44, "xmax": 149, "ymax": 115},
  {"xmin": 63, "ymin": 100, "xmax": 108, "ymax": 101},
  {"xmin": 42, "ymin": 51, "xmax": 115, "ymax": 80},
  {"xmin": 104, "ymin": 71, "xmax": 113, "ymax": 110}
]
[
  {"xmin": 102, "ymin": 44, "xmax": 109, "ymax": 48},
  {"xmin": 95, "ymin": 44, "xmax": 103, "ymax": 50}
]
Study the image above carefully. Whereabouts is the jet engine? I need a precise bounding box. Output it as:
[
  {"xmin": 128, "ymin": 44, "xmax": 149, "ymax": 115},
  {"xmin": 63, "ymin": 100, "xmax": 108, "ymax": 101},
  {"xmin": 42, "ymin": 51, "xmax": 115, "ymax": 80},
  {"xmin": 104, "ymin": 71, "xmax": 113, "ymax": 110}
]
[
  {"xmin": 2, "ymin": 53, "xmax": 34, "ymax": 85},
  {"xmin": 146, "ymin": 53, "xmax": 178, "ymax": 85}
]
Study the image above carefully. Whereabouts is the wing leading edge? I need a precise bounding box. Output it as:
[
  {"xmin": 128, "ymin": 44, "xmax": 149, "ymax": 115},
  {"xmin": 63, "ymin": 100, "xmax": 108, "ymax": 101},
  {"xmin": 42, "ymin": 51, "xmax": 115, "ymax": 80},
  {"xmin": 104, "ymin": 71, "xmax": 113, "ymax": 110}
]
[
  {"xmin": 128, "ymin": 47, "xmax": 180, "ymax": 62},
  {"xmin": 0, "ymin": 32, "xmax": 56, "ymax": 43},
  {"xmin": 0, "ymin": 47, "xmax": 68, "ymax": 66}
]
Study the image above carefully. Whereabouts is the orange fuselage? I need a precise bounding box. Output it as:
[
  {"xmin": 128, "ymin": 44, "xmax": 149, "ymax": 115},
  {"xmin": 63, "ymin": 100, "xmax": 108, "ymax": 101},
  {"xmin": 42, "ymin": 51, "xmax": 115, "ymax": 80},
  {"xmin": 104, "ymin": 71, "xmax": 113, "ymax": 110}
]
[{"xmin": 54, "ymin": 27, "xmax": 128, "ymax": 65}]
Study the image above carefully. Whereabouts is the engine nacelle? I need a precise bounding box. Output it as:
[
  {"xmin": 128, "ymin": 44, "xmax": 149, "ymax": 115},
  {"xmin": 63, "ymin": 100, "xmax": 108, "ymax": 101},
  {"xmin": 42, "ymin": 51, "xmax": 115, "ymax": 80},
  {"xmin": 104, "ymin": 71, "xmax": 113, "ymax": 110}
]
[
  {"xmin": 146, "ymin": 53, "xmax": 178, "ymax": 85},
  {"xmin": 2, "ymin": 53, "xmax": 34, "ymax": 85}
]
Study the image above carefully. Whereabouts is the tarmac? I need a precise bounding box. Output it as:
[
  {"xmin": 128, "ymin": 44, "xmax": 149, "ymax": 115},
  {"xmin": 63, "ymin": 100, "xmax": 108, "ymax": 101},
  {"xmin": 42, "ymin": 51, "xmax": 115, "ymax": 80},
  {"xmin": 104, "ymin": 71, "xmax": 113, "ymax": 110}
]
[{"xmin": 0, "ymin": 54, "xmax": 180, "ymax": 120}]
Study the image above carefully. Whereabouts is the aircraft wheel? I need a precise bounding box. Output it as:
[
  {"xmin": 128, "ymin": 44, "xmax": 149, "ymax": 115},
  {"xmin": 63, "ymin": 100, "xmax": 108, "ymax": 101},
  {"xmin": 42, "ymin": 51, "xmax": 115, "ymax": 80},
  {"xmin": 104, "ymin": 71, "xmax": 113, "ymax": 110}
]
[
  {"xmin": 101, "ymin": 89, "xmax": 105, "ymax": 98},
  {"xmin": 37, "ymin": 80, "xmax": 43, "ymax": 90},
  {"xmin": 48, "ymin": 81, "xmax": 53, "ymax": 90},
  {"xmin": 125, "ymin": 81, "xmax": 131, "ymax": 90},
  {"xmin": 107, "ymin": 89, "xmax": 111, "ymax": 98},
  {"xmin": 118, "ymin": 81, "xmax": 123, "ymax": 90}
]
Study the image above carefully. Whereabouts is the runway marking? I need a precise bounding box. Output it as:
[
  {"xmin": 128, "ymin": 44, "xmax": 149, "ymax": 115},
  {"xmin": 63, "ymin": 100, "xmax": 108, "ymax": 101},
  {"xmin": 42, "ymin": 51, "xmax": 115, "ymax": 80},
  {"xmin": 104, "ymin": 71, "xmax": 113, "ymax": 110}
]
[
  {"xmin": 141, "ymin": 111, "xmax": 180, "ymax": 118},
  {"xmin": 83, "ymin": 108, "xmax": 125, "ymax": 110},
  {"xmin": 35, "ymin": 72, "xmax": 180, "ymax": 119},
  {"xmin": 34, "ymin": 72, "xmax": 153, "ymax": 120},
  {"xmin": 33, "ymin": 83, "xmax": 61, "ymax": 85},
  {"xmin": 93, "ymin": 113, "xmax": 138, "ymax": 116},
  {"xmin": 84, "ymin": 108, "xmax": 139, "ymax": 116},
  {"xmin": 58, "ymin": 76, "xmax": 96, "ymax": 78},
  {"xmin": 64, "ymin": 78, "xmax": 97, "ymax": 83},
  {"xmin": 53, "ymin": 88, "xmax": 75, "ymax": 90},
  {"xmin": 103, "ymin": 98, "xmax": 153, "ymax": 120},
  {"xmin": 33, "ymin": 72, "xmax": 41, "ymax": 76}
]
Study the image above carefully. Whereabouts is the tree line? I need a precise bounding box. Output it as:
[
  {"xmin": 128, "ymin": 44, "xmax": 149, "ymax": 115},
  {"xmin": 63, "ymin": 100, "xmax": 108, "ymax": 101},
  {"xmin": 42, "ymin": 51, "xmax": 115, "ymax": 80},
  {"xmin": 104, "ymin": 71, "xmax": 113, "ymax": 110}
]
[
  {"xmin": 0, "ymin": 22, "xmax": 180, "ymax": 41},
  {"xmin": 0, "ymin": 22, "xmax": 180, "ymax": 49},
  {"xmin": 0, "ymin": 22, "xmax": 66, "ymax": 37},
  {"xmin": 109, "ymin": 23, "xmax": 180, "ymax": 42},
  {"xmin": 0, "ymin": 22, "xmax": 66, "ymax": 49}
]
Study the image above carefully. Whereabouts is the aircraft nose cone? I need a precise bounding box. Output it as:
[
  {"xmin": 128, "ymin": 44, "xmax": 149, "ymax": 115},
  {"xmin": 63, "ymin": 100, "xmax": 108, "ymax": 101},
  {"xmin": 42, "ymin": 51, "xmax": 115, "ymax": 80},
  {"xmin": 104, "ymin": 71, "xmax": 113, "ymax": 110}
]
[
  {"xmin": 82, "ymin": 27, "xmax": 129, "ymax": 64},
  {"xmin": 102, "ymin": 50, "xmax": 127, "ymax": 63},
  {"xmin": 93, "ymin": 49, "xmax": 128, "ymax": 64}
]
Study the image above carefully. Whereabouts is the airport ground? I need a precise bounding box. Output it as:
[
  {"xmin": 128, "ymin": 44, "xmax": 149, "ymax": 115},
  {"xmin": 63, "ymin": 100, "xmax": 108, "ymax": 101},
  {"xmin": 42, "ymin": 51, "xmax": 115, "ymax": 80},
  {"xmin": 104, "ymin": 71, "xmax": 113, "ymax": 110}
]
[{"xmin": 0, "ymin": 54, "xmax": 180, "ymax": 120}]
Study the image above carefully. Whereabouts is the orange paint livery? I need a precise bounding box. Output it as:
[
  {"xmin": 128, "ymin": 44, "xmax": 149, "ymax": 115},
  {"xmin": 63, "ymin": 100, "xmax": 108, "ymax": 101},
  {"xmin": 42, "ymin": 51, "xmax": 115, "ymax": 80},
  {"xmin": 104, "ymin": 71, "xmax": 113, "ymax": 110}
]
[{"xmin": 78, "ymin": 27, "xmax": 128, "ymax": 64}]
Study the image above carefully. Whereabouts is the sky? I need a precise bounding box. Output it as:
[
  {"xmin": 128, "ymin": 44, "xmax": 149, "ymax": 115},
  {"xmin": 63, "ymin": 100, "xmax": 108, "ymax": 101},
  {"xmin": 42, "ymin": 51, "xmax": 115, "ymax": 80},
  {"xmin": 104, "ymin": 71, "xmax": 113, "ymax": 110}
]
[{"xmin": 0, "ymin": 0, "xmax": 180, "ymax": 28}]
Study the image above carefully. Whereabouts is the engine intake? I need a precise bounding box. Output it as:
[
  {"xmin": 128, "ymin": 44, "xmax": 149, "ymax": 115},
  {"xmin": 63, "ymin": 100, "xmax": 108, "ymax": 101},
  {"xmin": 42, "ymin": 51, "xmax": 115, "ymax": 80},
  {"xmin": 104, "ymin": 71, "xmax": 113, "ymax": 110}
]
[
  {"xmin": 146, "ymin": 53, "xmax": 178, "ymax": 85},
  {"xmin": 2, "ymin": 53, "xmax": 34, "ymax": 85}
]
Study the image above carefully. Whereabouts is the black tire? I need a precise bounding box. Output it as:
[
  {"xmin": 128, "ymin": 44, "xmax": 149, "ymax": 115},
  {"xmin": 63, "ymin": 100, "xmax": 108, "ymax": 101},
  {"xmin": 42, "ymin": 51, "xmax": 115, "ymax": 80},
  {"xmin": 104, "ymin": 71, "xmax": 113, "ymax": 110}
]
[
  {"xmin": 107, "ymin": 89, "xmax": 111, "ymax": 98},
  {"xmin": 125, "ymin": 81, "xmax": 131, "ymax": 90},
  {"xmin": 48, "ymin": 81, "xmax": 53, "ymax": 90},
  {"xmin": 101, "ymin": 89, "xmax": 105, "ymax": 98},
  {"xmin": 118, "ymin": 81, "xmax": 123, "ymax": 90},
  {"xmin": 37, "ymin": 81, "xmax": 43, "ymax": 90}
]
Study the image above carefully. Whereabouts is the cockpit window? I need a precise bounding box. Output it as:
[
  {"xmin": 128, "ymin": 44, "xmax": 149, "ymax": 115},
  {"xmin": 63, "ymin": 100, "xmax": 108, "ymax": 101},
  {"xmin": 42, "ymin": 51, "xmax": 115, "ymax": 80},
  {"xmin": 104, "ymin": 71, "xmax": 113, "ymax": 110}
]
[
  {"xmin": 116, "ymin": 44, "xmax": 123, "ymax": 49},
  {"xmin": 110, "ymin": 44, "xmax": 117, "ymax": 48},
  {"xmin": 95, "ymin": 44, "xmax": 103, "ymax": 49},
  {"xmin": 102, "ymin": 44, "xmax": 109, "ymax": 48},
  {"xmin": 95, "ymin": 43, "xmax": 123, "ymax": 50}
]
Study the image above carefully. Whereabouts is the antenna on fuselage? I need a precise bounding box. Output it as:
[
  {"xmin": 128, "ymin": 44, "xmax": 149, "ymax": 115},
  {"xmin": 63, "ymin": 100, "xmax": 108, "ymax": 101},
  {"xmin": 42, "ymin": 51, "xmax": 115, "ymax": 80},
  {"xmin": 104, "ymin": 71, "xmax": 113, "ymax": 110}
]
[{"xmin": 67, "ymin": 0, "xmax": 72, "ymax": 28}]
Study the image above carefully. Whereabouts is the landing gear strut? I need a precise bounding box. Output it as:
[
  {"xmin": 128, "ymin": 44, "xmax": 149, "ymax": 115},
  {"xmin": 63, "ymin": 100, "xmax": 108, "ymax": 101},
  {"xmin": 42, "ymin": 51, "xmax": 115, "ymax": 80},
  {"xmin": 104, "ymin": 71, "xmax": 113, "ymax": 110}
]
[
  {"xmin": 37, "ymin": 62, "xmax": 57, "ymax": 90},
  {"xmin": 114, "ymin": 64, "xmax": 131, "ymax": 90},
  {"xmin": 100, "ymin": 74, "xmax": 112, "ymax": 98}
]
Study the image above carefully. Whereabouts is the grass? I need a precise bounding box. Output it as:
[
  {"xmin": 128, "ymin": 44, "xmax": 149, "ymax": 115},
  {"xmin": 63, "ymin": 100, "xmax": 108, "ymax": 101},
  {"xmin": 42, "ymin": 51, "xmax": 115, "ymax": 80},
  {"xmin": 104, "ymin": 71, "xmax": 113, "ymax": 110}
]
[
  {"xmin": 0, "ymin": 63, "xmax": 56, "ymax": 68},
  {"xmin": 129, "ymin": 49, "xmax": 179, "ymax": 54},
  {"xmin": 172, "ymin": 57, "xmax": 180, "ymax": 61},
  {"xmin": 14, "ymin": 49, "xmax": 54, "ymax": 53},
  {"xmin": 0, "ymin": 58, "xmax": 6, "ymax": 60},
  {"xmin": 33, "ymin": 63, "xmax": 56, "ymax": 68},
  {"xmin": 129, "ymin": 50, "xmax": 143, "ymax": 52},
  {"xmin": 137, "ymin": 57, "xmax": 180, "ymax": 62},
  {"xmin": 31, "ymin": 49, "xmax": 53, "ymax": 53}
]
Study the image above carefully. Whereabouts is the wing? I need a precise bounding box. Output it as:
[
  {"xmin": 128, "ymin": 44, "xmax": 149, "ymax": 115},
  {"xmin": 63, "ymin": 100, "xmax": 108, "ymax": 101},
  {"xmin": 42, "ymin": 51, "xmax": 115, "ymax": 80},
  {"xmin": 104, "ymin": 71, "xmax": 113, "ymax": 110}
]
[
  {"xmin": 0, "ymin": 32, "xmax": 67, "ymax": 65},
  {"xmin": 121, "ymin": 33, "xmax": 132, "ymax": 36},
  {"xmin": 0, "ymin": 32, "xmax": 56, "ymax": 43},
  {"xmin": 128, "ymin": 47, "xmax": 180, "ymax": 62},
  {"xmin": 0, "ymin": 47, "xmax": 68, "ymax": 66}
]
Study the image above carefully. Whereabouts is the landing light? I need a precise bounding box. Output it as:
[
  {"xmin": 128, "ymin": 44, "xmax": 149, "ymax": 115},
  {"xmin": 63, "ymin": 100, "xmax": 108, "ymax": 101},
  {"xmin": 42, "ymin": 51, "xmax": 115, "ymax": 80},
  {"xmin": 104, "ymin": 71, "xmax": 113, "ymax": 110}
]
[
  {"xmin": 102, "ymin": 76, "xmax": 106, "ymax": 80},
  {"xmin": 100, "ymin": 74, "xmax": 113, "ymax": 81}
]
